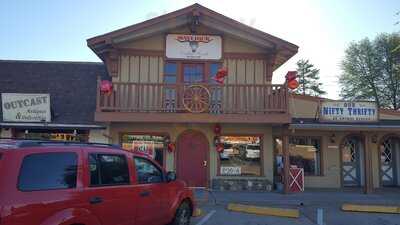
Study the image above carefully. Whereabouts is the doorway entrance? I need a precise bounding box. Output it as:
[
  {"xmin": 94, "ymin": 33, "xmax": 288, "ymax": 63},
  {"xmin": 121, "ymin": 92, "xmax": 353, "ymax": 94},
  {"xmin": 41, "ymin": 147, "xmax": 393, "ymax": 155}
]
[
  {"xmin": 342, "ymin": 136, "xmax": 364, "ymax": 187},
  {"xmin": 380, "ymin": 136, "xmax": 399, "ymax": 187},
  {"xmin": 176, "ymin": 130, "xmax": 208, "ymax": 187}
]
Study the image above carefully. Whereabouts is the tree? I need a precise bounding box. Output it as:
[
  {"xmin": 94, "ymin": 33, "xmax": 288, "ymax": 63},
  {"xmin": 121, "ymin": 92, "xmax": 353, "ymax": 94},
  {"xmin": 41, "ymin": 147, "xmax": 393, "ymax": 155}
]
[
  {"xmin": 339, "ymin": 33, "xmax": 400, "ymax": 109},
  {"xmin": 294, "ymin": 59, "xmax": 326, "ymax": 96}
]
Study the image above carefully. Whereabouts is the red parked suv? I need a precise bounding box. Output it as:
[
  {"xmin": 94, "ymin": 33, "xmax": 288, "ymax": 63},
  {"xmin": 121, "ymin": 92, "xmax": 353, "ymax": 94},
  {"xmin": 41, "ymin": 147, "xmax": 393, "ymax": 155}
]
[{"xmin": 0, "ymin": 139, "xmax": 195, "ymax": 225}]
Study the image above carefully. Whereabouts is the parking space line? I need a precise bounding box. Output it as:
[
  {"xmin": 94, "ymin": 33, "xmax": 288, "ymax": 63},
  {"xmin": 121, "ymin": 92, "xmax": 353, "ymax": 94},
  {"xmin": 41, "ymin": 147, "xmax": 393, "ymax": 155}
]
[{"xmin": 195, "ymin": 210, "xmax": 216, "ymax": 225}]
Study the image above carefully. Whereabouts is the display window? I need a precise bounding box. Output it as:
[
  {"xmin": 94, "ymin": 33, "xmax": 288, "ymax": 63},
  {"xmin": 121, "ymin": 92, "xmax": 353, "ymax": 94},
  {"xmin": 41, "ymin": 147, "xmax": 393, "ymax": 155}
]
[
  {"xmin": 274, "ymin": 136, "xmax": 322, "ymax": 176},
  {"xmin": 120, "ymin": 134, "xmax": 165, "ymax": 167},
  {"xmin": 289, "ymin": 137, "xmax": 322, "ymax": 176},
  {"xmin": 218, "ymin": 135, "xmax": 262, "ymax": 176},
  {"xmin": 16, "ymin": 129, "xmax": 88, "ymax": 142}
]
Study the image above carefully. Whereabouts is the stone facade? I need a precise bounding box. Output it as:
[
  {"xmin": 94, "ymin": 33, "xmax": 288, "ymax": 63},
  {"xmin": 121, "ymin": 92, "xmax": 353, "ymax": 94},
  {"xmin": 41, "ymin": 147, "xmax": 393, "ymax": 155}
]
[{"xmin": 212, "ymin": 178, "xmax": 273, "ymax": 191}]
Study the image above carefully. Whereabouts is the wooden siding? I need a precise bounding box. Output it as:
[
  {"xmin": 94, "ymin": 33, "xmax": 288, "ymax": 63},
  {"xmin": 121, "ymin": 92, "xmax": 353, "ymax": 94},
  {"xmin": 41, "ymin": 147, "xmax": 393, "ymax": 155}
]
[{"xmin": 114, "ymin": 55, "xmax": 164, "ymax": 83}]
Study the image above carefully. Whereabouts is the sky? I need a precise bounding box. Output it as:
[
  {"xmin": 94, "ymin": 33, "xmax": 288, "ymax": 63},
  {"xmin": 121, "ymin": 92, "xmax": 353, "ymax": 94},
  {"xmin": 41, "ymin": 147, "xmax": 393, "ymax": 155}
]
[{"xmin": 1, "ymin": 0, "xmax": 399, "ymax": 99}]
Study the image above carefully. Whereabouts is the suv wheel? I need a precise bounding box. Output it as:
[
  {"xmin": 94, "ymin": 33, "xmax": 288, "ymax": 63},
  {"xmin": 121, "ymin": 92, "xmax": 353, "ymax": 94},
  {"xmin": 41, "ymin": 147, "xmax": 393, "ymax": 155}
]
[{"xmin": 171, "ymin": 201, "xmax": 191, "ymax": 225}]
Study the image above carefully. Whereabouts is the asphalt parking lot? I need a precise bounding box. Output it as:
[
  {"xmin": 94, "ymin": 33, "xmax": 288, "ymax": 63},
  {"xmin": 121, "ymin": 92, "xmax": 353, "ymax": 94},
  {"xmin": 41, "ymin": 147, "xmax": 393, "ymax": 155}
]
[{"xmin": 191, "ymin": 189, "xmax": 400, "ymax": 225}]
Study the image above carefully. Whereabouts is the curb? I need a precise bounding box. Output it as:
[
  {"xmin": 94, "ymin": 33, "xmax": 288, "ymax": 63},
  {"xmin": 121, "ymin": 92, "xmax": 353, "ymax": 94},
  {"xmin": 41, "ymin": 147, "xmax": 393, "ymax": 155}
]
[
  {"xmin": 342, "ymin": 204, "xmax": 400, "ymax": 214},
  {"xmin": 227, "ymin": 203, "xmax": 300, "ymax": 218}
]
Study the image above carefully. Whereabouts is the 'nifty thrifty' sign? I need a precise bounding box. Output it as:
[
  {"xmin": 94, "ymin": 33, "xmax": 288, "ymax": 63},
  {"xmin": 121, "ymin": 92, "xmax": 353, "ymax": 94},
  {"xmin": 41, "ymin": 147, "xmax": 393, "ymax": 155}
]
[{"xmin": 320, "ymin": 101, "xmax": 378, "ymax": 122}]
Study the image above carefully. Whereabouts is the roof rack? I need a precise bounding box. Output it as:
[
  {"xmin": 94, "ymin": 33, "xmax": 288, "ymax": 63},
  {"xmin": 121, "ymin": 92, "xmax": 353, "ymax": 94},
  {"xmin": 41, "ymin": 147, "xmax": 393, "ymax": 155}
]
[{"xmin": 0, "ymin": 138, "xmax": 121, "ymax": 149}]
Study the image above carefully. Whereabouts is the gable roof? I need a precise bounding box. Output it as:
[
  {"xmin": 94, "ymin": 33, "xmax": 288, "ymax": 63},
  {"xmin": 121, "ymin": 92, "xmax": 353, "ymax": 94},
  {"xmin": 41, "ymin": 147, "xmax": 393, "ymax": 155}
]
[
  {"xmin": 87, "ymin": 3, "xmax": 298, "ymax": 69},
  {"xmin": 0, "ymin": 60, "xmax": 109, "ymax": 127}
]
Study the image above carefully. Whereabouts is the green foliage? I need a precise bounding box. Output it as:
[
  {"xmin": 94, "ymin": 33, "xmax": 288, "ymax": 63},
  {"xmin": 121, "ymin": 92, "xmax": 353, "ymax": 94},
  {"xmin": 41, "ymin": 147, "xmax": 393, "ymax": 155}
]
[
  {"xmin": 339, "ymin": 32, "xmax": 400, "ymax": 109},
  {"xmin": 294, "ymin": 59, "xmax": 326, "ymax": 96}
]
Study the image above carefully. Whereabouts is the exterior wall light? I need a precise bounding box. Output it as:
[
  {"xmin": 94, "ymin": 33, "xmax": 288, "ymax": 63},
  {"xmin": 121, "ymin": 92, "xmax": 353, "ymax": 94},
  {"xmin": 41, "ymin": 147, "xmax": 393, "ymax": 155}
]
[
  {"xmin": 371, "ymin": 134, "xmax": 378, "ymax": 143},
  {"xmin": 330, "ymin": 133, "xmax": 336, "ymax": 144}
]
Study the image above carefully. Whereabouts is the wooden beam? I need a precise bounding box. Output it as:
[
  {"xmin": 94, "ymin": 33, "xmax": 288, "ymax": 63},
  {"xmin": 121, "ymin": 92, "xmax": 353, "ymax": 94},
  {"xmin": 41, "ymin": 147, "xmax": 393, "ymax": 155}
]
[
  {"xmin": 117, "ymin": 48, "xmax": 164, "ymax": 57},
  {"xmin": 364, "ymin": 133, "xmax": 374, "ymax": 194},
  {"xmin": 282, "ymin": 134, "xmax": 290, "ymax": 194},
  {"xmin": 95, "ymin": 112, "xmax": 291, "ymax": 124}
]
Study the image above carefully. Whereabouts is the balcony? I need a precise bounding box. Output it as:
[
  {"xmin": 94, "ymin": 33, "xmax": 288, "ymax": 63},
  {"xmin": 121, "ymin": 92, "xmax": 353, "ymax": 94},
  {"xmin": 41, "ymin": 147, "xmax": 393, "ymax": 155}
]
[{"xmin": 95, "ymin": 81, "xmax": 290, "ymax": 124}]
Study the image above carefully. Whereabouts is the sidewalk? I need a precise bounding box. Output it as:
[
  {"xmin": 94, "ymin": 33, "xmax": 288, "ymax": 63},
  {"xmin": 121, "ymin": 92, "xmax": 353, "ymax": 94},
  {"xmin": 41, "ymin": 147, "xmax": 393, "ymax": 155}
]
[{"xmin": 192, "ymin": 189, "xmax": 400, "ymax": 225}]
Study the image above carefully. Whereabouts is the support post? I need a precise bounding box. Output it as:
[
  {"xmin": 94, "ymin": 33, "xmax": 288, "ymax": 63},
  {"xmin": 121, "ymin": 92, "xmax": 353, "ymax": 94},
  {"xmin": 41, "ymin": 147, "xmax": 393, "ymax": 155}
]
[
  {"xmin": 364, "ymin": 133, "xmax": 373, "ymax": 194},
  {"xmin": 282, "ymin": 134, "xmax": 290, "ymax": 194}
]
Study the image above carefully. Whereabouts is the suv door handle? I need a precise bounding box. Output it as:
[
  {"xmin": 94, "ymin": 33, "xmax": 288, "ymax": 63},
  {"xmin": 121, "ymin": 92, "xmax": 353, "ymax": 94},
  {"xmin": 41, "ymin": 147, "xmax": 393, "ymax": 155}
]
[
  {"xmin": 139, "ymin": 191, "xmax": 150, "ymax": 197},
  {"xmin": 89, "ymin": 196, "xmax": 103, "ymax": 204}
]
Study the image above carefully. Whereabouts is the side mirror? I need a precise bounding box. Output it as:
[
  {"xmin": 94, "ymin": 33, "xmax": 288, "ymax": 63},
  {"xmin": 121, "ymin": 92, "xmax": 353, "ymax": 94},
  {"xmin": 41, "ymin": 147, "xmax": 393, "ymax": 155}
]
[{"xmin": 166, "ymin": 171, "xmax": 177, "ymax": 182}]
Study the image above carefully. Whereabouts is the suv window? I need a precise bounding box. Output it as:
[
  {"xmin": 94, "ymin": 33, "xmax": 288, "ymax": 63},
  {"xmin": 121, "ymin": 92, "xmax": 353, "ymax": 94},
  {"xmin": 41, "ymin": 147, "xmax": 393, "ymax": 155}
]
[
  {"xmin": 134, "ymin": 157, "xmax": 163, "ymax": 184},
  {"xmin": 89, "ymin": 154, "xmax": 130, "ymax": 186},
  {"xmin": 18, "ymin": 152, "xmax": 77, "ymax": 191}
]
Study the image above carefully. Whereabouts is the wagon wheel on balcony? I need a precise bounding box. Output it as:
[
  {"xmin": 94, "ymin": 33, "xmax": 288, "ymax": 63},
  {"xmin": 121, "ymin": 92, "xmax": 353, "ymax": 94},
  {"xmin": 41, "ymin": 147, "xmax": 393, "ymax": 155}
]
[{"xmin": 182, "ymin": 85, "xmax": 211, "ymax": 113}]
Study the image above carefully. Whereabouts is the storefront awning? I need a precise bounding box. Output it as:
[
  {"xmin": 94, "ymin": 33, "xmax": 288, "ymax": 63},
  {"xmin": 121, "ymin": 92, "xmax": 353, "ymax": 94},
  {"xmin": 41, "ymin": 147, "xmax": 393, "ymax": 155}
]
[
  {"xmin": 290, "ymin": 118, "xmax": 400, "ymax": 131},
  {"xmin": 0, "ymin": 122, "xmax": 106, "ymax": 130}
]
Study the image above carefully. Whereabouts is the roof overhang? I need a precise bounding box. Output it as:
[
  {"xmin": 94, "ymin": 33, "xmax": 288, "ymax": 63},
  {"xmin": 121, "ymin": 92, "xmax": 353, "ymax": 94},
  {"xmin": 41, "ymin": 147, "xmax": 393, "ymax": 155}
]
[
  {"xmin": 87, "ymin": 3, "xmax": 298, "ymax": 69},
  {"xmin": 0, "ymin": 122, "xmax": 106, "ymax": 130},
  {"xmin": 289, "ymin": 123, "xmax": 400, "ymax": 131}
]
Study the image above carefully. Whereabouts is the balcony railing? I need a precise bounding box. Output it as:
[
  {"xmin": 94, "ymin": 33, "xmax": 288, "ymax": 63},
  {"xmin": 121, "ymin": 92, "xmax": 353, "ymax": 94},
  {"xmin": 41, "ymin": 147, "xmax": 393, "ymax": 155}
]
[{"xmin": 96, "ymin": 81, "xmax": 288, "ymax": 115}]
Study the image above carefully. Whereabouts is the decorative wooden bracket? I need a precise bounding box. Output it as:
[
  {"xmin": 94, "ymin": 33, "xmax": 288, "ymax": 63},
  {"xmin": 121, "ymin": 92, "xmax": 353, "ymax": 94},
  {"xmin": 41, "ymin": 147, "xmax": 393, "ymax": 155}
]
[{"xmin": 105, "ymin": 50, "xmax": 119, "ymax": 77}]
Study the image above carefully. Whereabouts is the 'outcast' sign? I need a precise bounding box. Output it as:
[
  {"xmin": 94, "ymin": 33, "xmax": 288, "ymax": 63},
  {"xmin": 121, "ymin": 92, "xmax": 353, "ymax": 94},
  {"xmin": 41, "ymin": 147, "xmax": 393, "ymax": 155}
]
[{"xmin": 1, "ymin": 93, "xmax": 51, "ymax": 122}]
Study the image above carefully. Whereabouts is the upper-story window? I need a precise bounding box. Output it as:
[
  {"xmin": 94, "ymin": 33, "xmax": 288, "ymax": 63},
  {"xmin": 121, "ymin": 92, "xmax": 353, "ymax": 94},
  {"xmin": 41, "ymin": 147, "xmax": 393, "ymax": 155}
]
[
  {"xmin": 164, "ymin": 62, "xmax": 177, "ymax": 83},
  {"xmin": 163, "ymin": 62, "xmax": 222, "ymax": 84},
  {"xmin": 183, "ymin": 63, "xmax": 205, "ymax": 83}
]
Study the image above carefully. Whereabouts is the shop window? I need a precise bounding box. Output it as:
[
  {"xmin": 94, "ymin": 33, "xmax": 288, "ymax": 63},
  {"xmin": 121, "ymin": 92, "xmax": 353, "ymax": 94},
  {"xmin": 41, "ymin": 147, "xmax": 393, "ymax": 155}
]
[
  {"xmin": 18, "ymin": 152, "xmax": 77, "ymax": 191},
  {"xmin": 89, "ymin": 154, "xmax": 130, "ymax": 186},
  {"xmin": 218, "ymin": 136, "xmax": 261, "ymax": 176},
  {"xmin": 289, "ymin": 137, "xmax": 321, "ymax": 176},
  {"xmin": 134, "ymin": 157, "xmax": 164, "ymax": 184},
  {"xmin": 19, "ymin": 129, "xmax": 88, "ymax": 142},
  {"xmin": 121, "ymin": 134, "xmax": 165, "ymax": 167}
]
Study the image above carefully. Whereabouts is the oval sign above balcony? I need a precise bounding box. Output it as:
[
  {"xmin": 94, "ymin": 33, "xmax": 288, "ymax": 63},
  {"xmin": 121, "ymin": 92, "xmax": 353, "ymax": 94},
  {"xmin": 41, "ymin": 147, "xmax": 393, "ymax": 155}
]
[{"xmin": 166, "ymin": 34, "xmax": 222, "ymax": 60}]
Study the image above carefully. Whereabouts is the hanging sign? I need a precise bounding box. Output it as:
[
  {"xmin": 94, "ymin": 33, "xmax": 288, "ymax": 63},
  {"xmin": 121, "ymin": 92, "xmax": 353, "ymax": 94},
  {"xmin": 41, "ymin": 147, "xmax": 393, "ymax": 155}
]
[
  {"xmin": 220, "ymin": 166, "xmax": 241, "ymax": 175},
  {"xmin": 132, "ymin": 141, "xmax": 155, "ymax": 158},
  {"xmin": 166, "ymin": 34, "xmax": 222, "ymax": 60},
  {"xmin": 320, "ymin": 101, "xmax": 378, "ymax": 122},
  {"xmin": 1, "ymin": 93, "xmax": 51, "ymax": 122}
]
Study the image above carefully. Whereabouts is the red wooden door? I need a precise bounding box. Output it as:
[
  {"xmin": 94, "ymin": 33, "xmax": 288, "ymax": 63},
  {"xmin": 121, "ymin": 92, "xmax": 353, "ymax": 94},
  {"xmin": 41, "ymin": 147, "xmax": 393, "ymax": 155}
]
[{"xmin": 177, "ymin": 130, "xmax": 208, "ymax": 187}]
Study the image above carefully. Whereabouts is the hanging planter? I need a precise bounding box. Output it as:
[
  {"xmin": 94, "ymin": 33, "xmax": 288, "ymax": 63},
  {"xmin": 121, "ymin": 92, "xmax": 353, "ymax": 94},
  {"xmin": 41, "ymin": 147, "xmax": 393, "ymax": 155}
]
[
  {"xmin": 100, "ymin": 80, "xmax": 113, "ymax": 95},
  {"xmin": 288, "ymin": 79, "xmax": 299, "ymax": 90},
  {"xmin": 285, "ymin": 71, "xmax": 299, "ymax": 90},
  {"xmin": 214, "ymin": 124, "xmax": 221, "ymax": 135},
  {"xmin": 214, "ymin": 67, "xmax": 228, "ymax": 84},
  {"xmin": 216, "ymin": 143, "xmax": 224, "ymax": 153},
  {"xmin": 167, "ymin": 143, "xmax": 176, "ymax": 153}
]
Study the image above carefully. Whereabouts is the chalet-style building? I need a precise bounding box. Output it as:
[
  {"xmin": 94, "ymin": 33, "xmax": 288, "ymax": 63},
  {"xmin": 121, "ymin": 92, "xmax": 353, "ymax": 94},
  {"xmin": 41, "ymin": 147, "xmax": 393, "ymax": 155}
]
[
  {"xmin": 2, "ymin": 4, "xmax": 400, "ymax": 193},
  {"xmin": 86, "ymin": 4, "xmax": 400, "ymax": 193}
]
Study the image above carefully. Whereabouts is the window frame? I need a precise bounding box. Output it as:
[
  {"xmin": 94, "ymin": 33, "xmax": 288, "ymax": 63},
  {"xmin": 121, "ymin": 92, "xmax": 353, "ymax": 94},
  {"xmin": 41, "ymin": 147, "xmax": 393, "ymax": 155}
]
[
  {"xmin": 133, "ymin": 156, "xmax": 165, "ymax": 184},
  {"xmin": 288, "ymin": 136, "xmax": 323, "ymax": 176},
  {"xmin": 163, "ymin": 61, "xmax": 223, "ymax": 84},
  {"xmin": 216, "ymin": 134, "xmax": 264, "ymax": 177},
  {"xmin": 164, "ymin": 62, "xmax": 178, "ymax": 84},
  {"xmin": 17, "ymin": 152, "xmax": 78, "ymax": 192},
  {"xmin": 88, "ymin": 153, "xmax": 131, "ymax": 187},
  {"xmin": 119, "ymin": 132, "xmax": 168, "ymax": 168}
]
